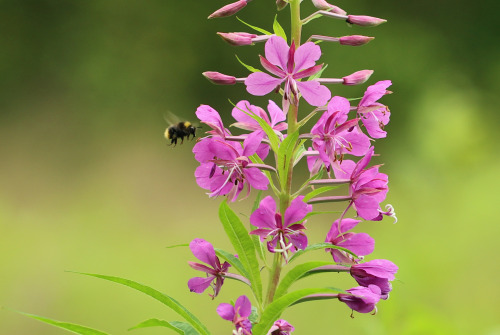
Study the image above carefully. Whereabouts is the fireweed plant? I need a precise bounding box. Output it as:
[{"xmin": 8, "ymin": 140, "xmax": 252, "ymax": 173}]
[{"xmin": 15, "ymin": 1, "xmax": 398, "ymax": 335}]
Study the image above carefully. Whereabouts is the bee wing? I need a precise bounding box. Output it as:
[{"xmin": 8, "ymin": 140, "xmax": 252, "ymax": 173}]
[{"xmin": 163, "ymin": 111, "xmax": 181, "ymax": 126}]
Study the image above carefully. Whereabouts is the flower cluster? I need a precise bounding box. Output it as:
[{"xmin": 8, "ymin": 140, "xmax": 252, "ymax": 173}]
[{"xmin": 186, "ymin": 0, "xmax": 398, "ymax": 333}]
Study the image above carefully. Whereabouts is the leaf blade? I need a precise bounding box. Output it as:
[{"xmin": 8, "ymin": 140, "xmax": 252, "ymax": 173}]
[
  {"xmin": 129, "ymin": 319, "xmax": 199, "ymax": 335},
  {"xmin": 288, "ymin": 242, "xmax": 357, "ymax": 263}
]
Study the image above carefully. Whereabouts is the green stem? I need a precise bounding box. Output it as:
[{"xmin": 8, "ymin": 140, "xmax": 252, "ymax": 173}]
[{"xmin": 265, "ymin": 253, "xmax": 283, "ymax": 305}]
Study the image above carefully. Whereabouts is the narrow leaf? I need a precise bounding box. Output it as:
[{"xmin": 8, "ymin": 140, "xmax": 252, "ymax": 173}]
[
  {"xmin": 288, "ymin": 242, "xmax": 357, "ymax": 263},
  {"xmin": 252, "ymin": 288, "xmax": 339, "ymax": 335},
  {"xmin": 243, "ymin": 111, "xmax": 280, "ymax": 153},
  {"xmin": 308, "ymin": 64, "xmax": 328, "ymax": 81},
  {"xmin": 274, "ymin": 261, "xmax": 335, "ymax": 299},
  {"xmin": 272, "ymin": 15, "xmax": 287, "ymax": 42},
  {"xmin": 12, "ymin": 310, "xmax": 109, "ymax": 335},
  {"xmin": 129, "ymin": 319, "xmax": 199, "ymax": 335},
  {"xmin": 165, "ymin": 243, "xmax": 189, "ymax": 249},
  {"xmin": 292, "ymin": 141, "xmax": 306, "ymax": 166},
  {"xmin": 236, "ymin": 16, "xmax": 272, "ymax": 35},
  {"xmin": 303, "ymin": 185, "xmax": 340, "ymax": 202},
  {"xmin": 214, "ymin": 247, "xmax": 250, "ymax": 278},
  {"xmin": 235, "ymin": 55, "xmax": 261, "ymax": 73},
  {"xmin": 277, "ymin": 130, "xmax": 299, "ymax": 187},
  {"xmin": 251, "ymin": 191, "xmax": 267, "ymax": 262},
  {"xmin": 71, "ymin": 272, "xmax": 210, "ymax": 335},
  {"xmin": 219, "ymin": 201, "xmax": 263, "ymax": 304}
]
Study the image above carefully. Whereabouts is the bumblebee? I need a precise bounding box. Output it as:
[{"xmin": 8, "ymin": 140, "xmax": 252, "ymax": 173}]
[{"xmin": 164, "ymin": 121, "xmax": 198, "ymax": 146}]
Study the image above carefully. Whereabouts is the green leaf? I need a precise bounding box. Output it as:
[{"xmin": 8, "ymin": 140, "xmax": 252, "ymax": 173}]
[
  {"xmin": 277, "ymin": 130, "xmax": 299, "ymax": 187},
  {"xmin": 165, "ymin": 243, "xmax": 188, "ymax": 249},
  {"xmin": 214, "ymin": 247, "xmax": 250, "ymax": 278},
  {"xmin": 272, "ymin": 15, "xmax": 287, "ymax": 42},
  {"xmin": 219, "ymin": 201, "xmax": 263, "ymax": 304},
  {"xmin": 129, "ymin": 319, "xmax": 199, "ymax": 335},
  {"xmin": 308, "ymin": 64, "xmax": 328, "ymax": 81},
  {"xmin": 12, "ymin": 310, "xmax": 109, "ymax": 335},
  {"xmin": 292, "ymin": 141, "xmax": 306, "ymax": 166},
  {"xmin": 274, "ymin": 261, "xmax": 336, "ymax": 299},
  {"xmin": 72, "ymin": 272, "xmax": 210, "ymax": 335},
  {"xmin": 235, "ymin": 55, "xmax": 261, "ymax": 73},
  {"xmin": 251, "ymin": 191, "xmax": 267, "ymax": 262},
  {"xmin": 347, "ymin": 96, "xmax": 363, "ymax": 102},
  {"xmin": 250, "ymin": 153, "xmax": 279, "ymax": 195},
  {"xmin": 303, "ymin": 185, "xmax": 340, "ymax": 202},
  {"xmin": 288, "ymin": 242, "xmax": 357, "ymax": 263},
  {"xmin": 236, "ymin": 17, "xmax": 272, "ymax": 35},
  {"xmin": 252, "ymin": 288, "xmax": 340, "ymax": 335}
]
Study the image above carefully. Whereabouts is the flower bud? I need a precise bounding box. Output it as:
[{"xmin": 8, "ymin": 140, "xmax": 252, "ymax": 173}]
[
  {"xmin": 208, "ymin": 0, "xmax": 247, "ymax": 19},
  {"xmin": 350, "ymin": 259, "xmax": 398, "ymax": 299},
  {"xmin": 311, "ymin": 0, "xmax": 346, "ymax": 15},
  {"xmin": 338, "ymin": 285, "xmax": 381, "ymax": 314},
  {"xmin": 347, "ymin": 15, "xmax": 387, "ymax": 27},
  {"xmin": 276, "ymin": 0, "xmax": 288, "ymax": 10},
  {"xmin": 217, "ymin": 32, "xmax": 257, "ymax": 46},
  {"xmin": 343, "ymin": 70, "xmax": 374, "ymax": 86},
  {"xmin": 339, "ymin": 35, "xmax": 374, "ymax": 46},
  {"xmin": 203, "ymin": 72, "xmax": 236, "ymax": 85}
]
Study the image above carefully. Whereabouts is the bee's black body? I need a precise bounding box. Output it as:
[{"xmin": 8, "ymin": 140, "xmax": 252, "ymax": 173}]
[{"xmin": 164, "ymin": 121, "xmax": 197, "ymax": 146}]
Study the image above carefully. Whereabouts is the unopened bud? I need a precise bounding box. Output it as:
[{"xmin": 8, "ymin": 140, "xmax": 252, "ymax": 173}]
[
  {"xmin": 203, "ymin": 72, "xmax": 236, "ymax": 85},
  {"xmin": 311, "ymin": 0, "xmax": 346, "ymax": 15},
  {"xmin": 343, "ymin": 70, "xmax": 374, "ymax": 86},
  {"xmin": 208, "ymin": 0, "xmax": 247, "ymax": 19},
  {"xmin": 276, "ymin": 0, "xmax": 288, "ymax": 10},
  {"xmin": 339, "ymin": 35, "xmax": 374, "ymax": 46},
  {"xmin": 217, "ymin": 32, "xmax": 257, "ymax": 46},
  {"xmin": 347, "ymin": 15, "xmax": 387, "ymax": 27}
]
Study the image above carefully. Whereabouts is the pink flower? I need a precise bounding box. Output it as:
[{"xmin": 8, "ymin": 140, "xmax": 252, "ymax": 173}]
[
  {"xmin": 350, "ymin": 259, "xmax": 398, "ymax": 299},
  {"xmin": 208, "ymin": 0, "xmax": 248, "ymax": 19},
  {"xmin": 187, "ymin": 238, "xmax": 230, "ymax": 298},
  {"xmin": 338, "ymin": 285, "xmax": 381, "ymax": 313},
  {"xmin": 334, "ymin": 147, "xmax": 389, "ymax": 220},
  {"xmin": 357, "ymin": 80, "xmax": 392, "ymax": 139},
  {"xmin": 217, "ymin": 295, "xmax": 253, "ymax": 335},
  {"xmin": 311, "ymin": 96, "xmax": 370, "ymax": 170},
  {"xmin": 267, "ymin": 319, "xmax": 294, "ymax": 335},
  {"xmin": 250, "ymin": 196, "xmax": 312, "ymax": 256},
  {"xmin": 325, "ymin": 218, "xmax": 374, "ymax": 264},
  {"xmin": 195, "ymin": 105, "xmax": 230, "ymax": 139},
  {"xmin": 193, "ymin": 138, "xmax": 269, "ymax": 202},
  {"xmin": 245, "ymin": 36, "xmax": 331, "ymax": 107}
]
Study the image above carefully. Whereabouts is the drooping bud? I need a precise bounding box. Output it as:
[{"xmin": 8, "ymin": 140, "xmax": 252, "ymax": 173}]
[
  {"xmin": 208, "ymin": 0, "xmax": 247, "ymax": 19},
  {"xmin": 276, "ymin": 0, "xmax": 288, "ymax": 10},
  {"xmin": 311, "ymin": 0, "xmax": 346, "ymax": 15},
  {"xmin": 203, "ymin": 72, "xmax": 236, "ymax": 85},
  {"xmin": 343, "ymin": 70, "xmax": 374, "ymax": 86},
  {"xmin": 347, "ymin": 15, "xmax": 387, "ymax": 27},
  {"xmin": 217, "ymin": 32, "xmax": 257, "ymax": 46},
  {"xmin": 339, "ymin": 35, "xmax": 374, "ymax": 46}
]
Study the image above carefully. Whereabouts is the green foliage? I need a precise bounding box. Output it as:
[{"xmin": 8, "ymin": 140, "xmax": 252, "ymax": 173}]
[
  {"xmin": 72, "ymin": 272, "xmax": 211, "ymax": 335},
  {"xmin": 12, "ymin": 310, "xmax": 109, "ymax": 335},
  {"xmin": 272, "ymin": 15, "xmax": 287, "ymax": 42},
  {"xmin": 236, "ymin": 16, "xmax": 272, "ymax": 35},
  {"xmin": 219, "ymin": 201, "xmax": 263, "ymax": 304},
  {"xmin": 214, "ymin": 247, "xmax": 250, "ymax": 278},
  {"xmin": 277, "ymin": 130, "xmax": 299, "ymax": 187},
  {"xmin": 303, "ymin": 185, "xmax": 341, "ymax": 202},
  {"xmin": 235, "ymin": 55, "xmax": 262, "ymax": 73},
  {"xmin": 129, "ymin": 319, "xmax": 199, "ymax": 335},
  {"xmin": 308, "ymin": 64, "xmax": 328, "ymax": 81},
  {"xmin": 250, "ymin": 191, "xmax": 267, "ymax": 262},
  {"xmin": 274, "ymin": 261, "xmax": 336, "ymax": 299}
]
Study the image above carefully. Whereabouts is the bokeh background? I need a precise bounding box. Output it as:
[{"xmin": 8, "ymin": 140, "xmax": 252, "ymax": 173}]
[{"xmin": 1, "ymin": 0, "xmax": 499, "ymax": 334}]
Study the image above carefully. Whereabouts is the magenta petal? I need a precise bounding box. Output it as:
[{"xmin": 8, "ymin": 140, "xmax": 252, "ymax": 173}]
[
  {"xmin": 342, "ymin": 131, "xmax": 371, "ymax": 156},
  {"xmin": 265, "ymin": 36, "xmax": 289, "ymax": 70},
  {"xmin": 250, "ymin": 196, "xmax": 277, "ymax": 229},
  {"xmin": 339, "ymin": 285, "xmax": 381, "ymax": 313},
  {"xmin": 217, "ymin": 303, "xmax": 235, "ymax": 321},
  {"xmin": 188, "ymin": 276, "xmax": 214, "ymax": 293},
  {"xmin": 235, "ymin": 295, "xmax": 252, "ymax": 317},
  {"xmin": 195, "ymin": 163, "xmax": 219, "ymax": 190},
  {"xmin": 245, "ymin": 167, "xmax": 269, "ymax": 190},
  {"xmin": 354, "ymin": 195, "xmax": 381, "ymax": 220},
  {"xmin": 289, "ymin": 232, "xmax": 308, "ymax": 251},
  {"xmin": 284, "ymin": 196, "xmax": 312, "ymax": 227},
  {"xmin": 193, "ymin": 139, "xmax": 215, "ymax": 163},
  {"xmin": 190, "ymin": 238, "xmax": 218, "ymax": 267},
  {"xmin": 188, "ymin": 262, "xmax": 218, "ymax": 275},
  {"xmin": 296, "ymin": 80, "xmax": 331, "ymax": 107},
  {"xmin": 360, "ymin": 80, "xmax": 392, "ymax": 107},
  {"xmin": 256, "ymin": 141, "xmax": 270, "ymax": 160},
  {"xmin": 333, "ymin": 160, "xmax": 356, "ymax": 180},
  {"xmin": 328, "ymin": 96, "xmax": 351, "ymax": 114},
  {"xmin": 245, "ymin": 72, "xmax": 284, "ymax": 96},
  {"xmin": 356, "ymin": 259, "xmax": 398, "ymax": 280},
  {"xmin": 267, "ymin": 100, "xmax": 286, "ymax": 127},
  {"xmin": 352, "ymin": 146, "xmax": 375, "ymax": 177},
  {"xmin": 232, "ymin": 100, "xmax": 260, "ymax": 129},
  {"xmin": 338, "ymin": 232, "xmax": 375, "ymax": 256},
  {"xmin": 243, "ymin": 131, "xmax": 264, "ymax": 157},
  {"xmin": 294, "ymin": 41, "xmax": 321, "ymax": 72}
]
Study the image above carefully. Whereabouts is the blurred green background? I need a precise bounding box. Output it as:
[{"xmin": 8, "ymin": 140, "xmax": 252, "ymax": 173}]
[{"xmin": 1, "ymin": 0, "xmax": 499, "ymax": 334}]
